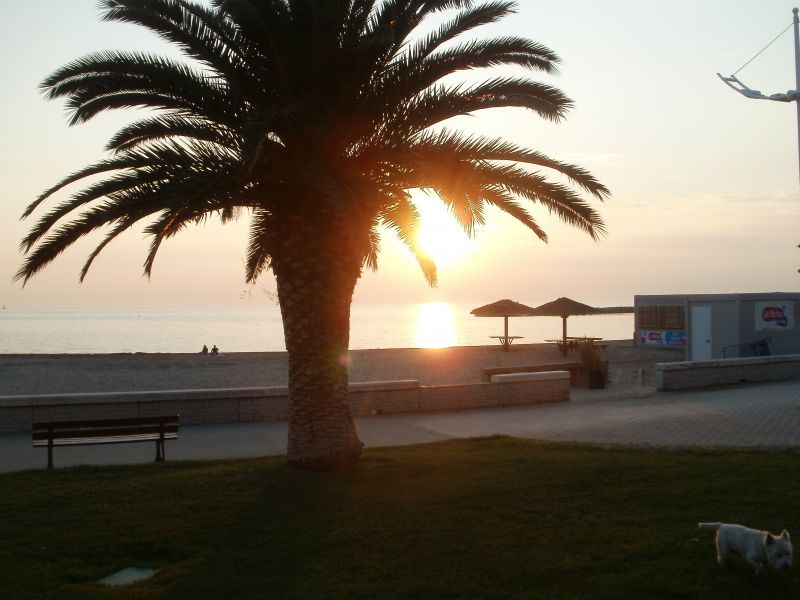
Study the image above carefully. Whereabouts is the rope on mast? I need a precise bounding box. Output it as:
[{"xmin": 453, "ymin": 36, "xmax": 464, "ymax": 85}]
[
  {"xmin": 732, "ymin": 20, "xmax": 793, "ymax": 76},
  {"xmin": 720, "ymin": 18, "xmax": 800, "ymax": 102}
]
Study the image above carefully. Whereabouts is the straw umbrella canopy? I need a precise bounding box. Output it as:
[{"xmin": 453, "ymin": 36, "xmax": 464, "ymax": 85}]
[
  {"xmin": 529, "ymin": 297, "xmax": 601, "ymax": 342},
  {"xmin": 470, "ymin": 299, "xmax": 538, "ymax": 343}
]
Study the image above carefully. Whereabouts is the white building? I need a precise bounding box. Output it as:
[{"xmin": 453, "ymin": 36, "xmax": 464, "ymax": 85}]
[{"xmin": 634, "ymin": 293, "xmax": 800, "ymax": 361}]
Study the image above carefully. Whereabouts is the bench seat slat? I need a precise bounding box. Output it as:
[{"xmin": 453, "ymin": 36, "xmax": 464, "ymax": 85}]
[{"xmin": 33, "ymin": 433, "xmax": 178, "ymax": 447}]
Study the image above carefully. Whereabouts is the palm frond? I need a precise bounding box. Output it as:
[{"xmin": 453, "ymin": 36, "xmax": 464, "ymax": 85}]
[
  {"xmin": 21, "ymin": 153, "xmax": 176, "ymax": 220},
  {"xmin": 78, "ymin": 217, "xmax": 137, "ymax": 282},
  {"xmin": 340, "ymin": 0, "xmax": 376, "ymax": 46},
  {"xmin": 410, "ymin": 130, "xmax": 610, "ymax": 200},
  {"xmin": 361, "ymin": 222, "xmax": 381, "ymax": 272},
  {"xmin": 245, "ymin": 208, "xmax": 273, "ymax": 283},
  {"xmin": 42, "ymin": 51, "xmax": 236, "ymax": 125},
  {"xmin": 21, "ymin": 166, "xmax": 176, "ymax": 252},
  {"xmin": 416, "ymin": 76, "xmax": 572, "ymax": 122},
  {"xmin": 365, "ymin": 77, "xmax": 572, "ymax": 152},
  {"xmin": 401, "ymin": 1, "xmax": 519, "ymax": 65},
  {"xmin": 101, "ymin": 0, "xmax": 246, "ymax": 69},
  {"xmin": 16, "ymin": 198, "xmax": 164, "ymax": 285},
  {"xmin": 106, "ymin": 115, "xmax": 237, "ymax": 152},
  {"xmin": 378, "ymin": 194, "xmax": 437, "ymax": 285},
  {"xmin": 480, "ymin": 186, "xmax": 548, "ymax": 242},
  {"xmin": 489, "ymin": 165, "xmax": 607, "ymax": 240},
  {"xmin": 422, "ymin": 36, "xmax": 560, "ymax": 74},
  {"xmin": 141, "ymin": 203, "xmax": 222, "ymax": 277}
]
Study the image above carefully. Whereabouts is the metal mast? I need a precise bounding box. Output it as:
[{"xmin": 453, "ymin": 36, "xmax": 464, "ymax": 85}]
[
  {"xmin": 718, "ymin": 8, "xmax": 800, "ymax": 184},
  {"xmin": 793, "ymin": 7, "xmax": 800, "ymax": 182}
]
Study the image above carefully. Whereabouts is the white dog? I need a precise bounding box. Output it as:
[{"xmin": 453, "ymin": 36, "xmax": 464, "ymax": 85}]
[{"xmin": 698, "ymin": 522, "xmax": 793, "ymax": 573}]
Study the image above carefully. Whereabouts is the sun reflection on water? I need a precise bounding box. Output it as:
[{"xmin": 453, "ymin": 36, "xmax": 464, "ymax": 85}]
[{"xmin": 414, "ymin": 303, "xmax": 457, "ymax": 348}]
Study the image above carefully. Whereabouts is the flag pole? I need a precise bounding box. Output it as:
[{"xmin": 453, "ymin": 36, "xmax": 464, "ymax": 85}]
[{"xmin": 793, "ymin": 8, "xmax": 800, "ymax": 183}]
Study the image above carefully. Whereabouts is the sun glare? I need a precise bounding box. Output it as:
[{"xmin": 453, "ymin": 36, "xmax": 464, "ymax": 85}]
[
  {"xmin": 414, "ymin": 303, "xmax": 457, "ymax": 348},
  {"xmin": 414, "ymin": 196, "xmax": 472, "ymax": 268}
]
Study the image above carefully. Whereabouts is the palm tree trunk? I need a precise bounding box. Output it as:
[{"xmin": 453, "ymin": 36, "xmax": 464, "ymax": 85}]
[{"xmin": 272, "ymin": 226, "xmax": 364, "ymax": 470}]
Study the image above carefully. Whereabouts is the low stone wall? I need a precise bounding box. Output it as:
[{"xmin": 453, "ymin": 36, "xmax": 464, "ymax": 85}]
[
  {"xmin": 655, "ymin": 354, "xmax": 800, "ymax": 391},
  {"xmin": 482, "ymin": 362, "xmax": 582, "ymax": 383},
  {"xmin": 0, "ymin": 375, "xmax": 570, "ymax": 433},
  {"xmin": 420, "ymin": 372, "xmax": 570, "ymax": 412},
  {"xmin": 482, "ymin": 361, "xmax": 607, "ymax": 388}
]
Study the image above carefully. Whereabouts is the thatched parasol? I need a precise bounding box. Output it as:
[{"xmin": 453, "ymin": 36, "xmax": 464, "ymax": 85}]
[
  {"xmin": 529, "ymin": 297, "xmax": 601, "ymax": 343},
  {"xmin": 470, "ymin": 299, "xmax": 538, "ymax": 349}
]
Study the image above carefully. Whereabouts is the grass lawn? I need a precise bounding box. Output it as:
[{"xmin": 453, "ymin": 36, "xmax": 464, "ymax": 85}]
[{"xmin": 1, "ymin": 437, "xmax": 799, "ymax": 599}]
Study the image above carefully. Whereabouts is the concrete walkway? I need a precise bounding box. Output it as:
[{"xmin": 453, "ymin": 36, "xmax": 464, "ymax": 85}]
[{"xmin": 4, "ymin": 379, "xmax": 800, "ymax": 472}]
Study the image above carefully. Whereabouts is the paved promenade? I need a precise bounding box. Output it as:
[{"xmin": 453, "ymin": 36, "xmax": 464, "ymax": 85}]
[{"xmin": 3, "ymin": 379, "xmax": 800, "ymax": 472}]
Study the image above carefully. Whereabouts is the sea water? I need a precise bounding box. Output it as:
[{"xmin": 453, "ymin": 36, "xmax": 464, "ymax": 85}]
[{"xmin": 0, "ymin": 304, "xmax": 634, "ymax": 354}]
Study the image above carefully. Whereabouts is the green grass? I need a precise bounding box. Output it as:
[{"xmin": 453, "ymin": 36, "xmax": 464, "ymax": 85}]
[{"xmin": 1, "ymin": 437, "xmax": 799, "ymax": 599}]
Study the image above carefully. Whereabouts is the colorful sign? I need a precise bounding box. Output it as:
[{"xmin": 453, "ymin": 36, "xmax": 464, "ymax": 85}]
[
  {"xmin": 639, "ymin": 330, "xmax": 686, "ymax": 346},
  {"xmin": 639, "ymin": 331, "xmax": 663, "ymax": 345},
  {"xmin": 665, "ymin": 331, "xmax": 686, "ymax": 346},
  {"xmin": 755, "ymin": 302, "xmax": 794, "ymax": 331}
]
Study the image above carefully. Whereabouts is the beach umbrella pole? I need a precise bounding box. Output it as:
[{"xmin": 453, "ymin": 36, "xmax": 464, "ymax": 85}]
[{"xmin": 471, "ymin": 299, "xmax": 539, "ymax": 352}]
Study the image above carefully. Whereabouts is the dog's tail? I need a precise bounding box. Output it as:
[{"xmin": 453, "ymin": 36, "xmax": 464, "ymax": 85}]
[{"xmin": 698, "ymin": 522, "xmax": 723, "ymax": 530}]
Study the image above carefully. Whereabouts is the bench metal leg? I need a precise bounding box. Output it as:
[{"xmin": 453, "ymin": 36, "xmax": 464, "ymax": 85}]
[
  {"xmin": 47, "ymin": 441, "xmax": 54, "ymax": 470},
  {"xmin": 155, "ymin": 439, "xmax": 165, "ymax": 462}
]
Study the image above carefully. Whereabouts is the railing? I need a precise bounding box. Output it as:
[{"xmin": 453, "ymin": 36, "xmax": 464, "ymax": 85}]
[{"xmin": 721, "ymin": 337, "xmax": 773, "ymax": 358}]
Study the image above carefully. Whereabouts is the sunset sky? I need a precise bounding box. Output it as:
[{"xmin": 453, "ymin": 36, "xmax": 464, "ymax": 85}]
[{"xmin": 2, "ymin": 0, "xmax": 800, "ymax": 309}]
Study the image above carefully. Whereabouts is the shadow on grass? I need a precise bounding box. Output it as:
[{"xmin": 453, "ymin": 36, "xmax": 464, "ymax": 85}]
[{"xmin": 1, "ymin": 437, "xmax": 798, "ymax": 599}]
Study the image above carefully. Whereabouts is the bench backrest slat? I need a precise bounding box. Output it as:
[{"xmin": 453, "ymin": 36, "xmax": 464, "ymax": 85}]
[{"xmin": 32, "ymin": 416, "xmax": 179, "ymax": 432}]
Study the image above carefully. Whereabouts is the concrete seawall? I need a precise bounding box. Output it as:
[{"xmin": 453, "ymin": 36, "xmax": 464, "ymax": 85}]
[{"xmin": 0, "ymin": 374, "xmax": 570, "ymax": 433}]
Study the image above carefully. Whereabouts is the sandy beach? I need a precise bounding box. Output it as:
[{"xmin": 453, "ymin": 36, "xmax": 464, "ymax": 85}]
[{"xmin": 0, "ymin": 341, "xmax": 682, "ymax": 396}]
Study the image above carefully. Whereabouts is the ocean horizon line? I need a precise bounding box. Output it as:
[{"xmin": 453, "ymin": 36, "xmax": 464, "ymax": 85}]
[
  {"xmin": 0, "ymin": 301, "xmax": 635, "ymax": 311},
  {"xmin": 0, "ymin": 338, "xmax": 641, "ymax": 357},
  {"xmin": 0, "ymin": 305, "xmax": 637, "ymax": 354}
]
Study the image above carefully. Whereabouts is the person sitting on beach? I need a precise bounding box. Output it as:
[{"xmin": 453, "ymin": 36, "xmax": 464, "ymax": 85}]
[
  {"xmin": 201, "ymin": 344, "xmax": 208, "ymax": 354},
  {"xmin": 211, "ymin": 344, "xmax": 219, "ymax": 355}
]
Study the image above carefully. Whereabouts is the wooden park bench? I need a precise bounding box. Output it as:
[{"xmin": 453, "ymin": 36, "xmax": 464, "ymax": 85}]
[{"xmin": 32, "ymin": 415, "xmax": 180, "ymax": 469}]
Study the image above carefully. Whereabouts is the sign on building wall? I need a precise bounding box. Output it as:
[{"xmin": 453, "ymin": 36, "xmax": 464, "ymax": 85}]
[
  {"xmin": 755, "ymin": 302, "xmax": 794, "ymax": 331},
  {"xmin": 639, "ymin": 330, "xmax": 686, "ymax": 346}
]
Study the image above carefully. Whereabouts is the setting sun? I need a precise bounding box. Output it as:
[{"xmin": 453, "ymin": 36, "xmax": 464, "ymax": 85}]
[
  {"xmin": 414, "ymin": 195, "xmax": 473, "ymax": 268},
  {"xmin": 414, "ymin": 302, "xmax": 457, "ymax": 348}
]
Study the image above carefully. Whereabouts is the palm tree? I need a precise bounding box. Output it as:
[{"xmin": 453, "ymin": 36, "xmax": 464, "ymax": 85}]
[{"xmin": 17, "ymin": 0, "xmax": 608, "ymax": 469}]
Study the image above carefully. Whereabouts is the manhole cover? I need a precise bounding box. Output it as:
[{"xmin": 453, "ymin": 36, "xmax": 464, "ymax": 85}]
[{"xmin": 97, "ymin": 567, "xmax": 156, "ymax": 586}]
